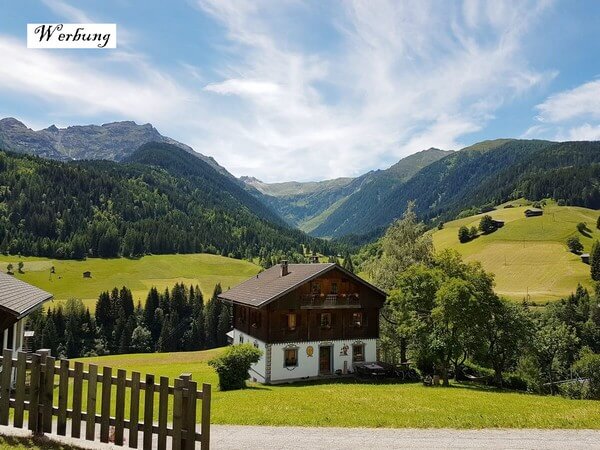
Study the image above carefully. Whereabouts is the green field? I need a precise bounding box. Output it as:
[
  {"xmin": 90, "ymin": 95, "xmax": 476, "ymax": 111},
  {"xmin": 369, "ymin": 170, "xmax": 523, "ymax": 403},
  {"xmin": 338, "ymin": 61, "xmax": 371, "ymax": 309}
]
[
  {"xmin": 432, "ymin": 202, "xmax": 599, "ymax": 302},
  {"xmin": 0, "ymin": 254, "xmax": 261, "ymax": 310},
  {"xmin": 72, "ymin": 349, "xmax": 600, "ymax": 429}
]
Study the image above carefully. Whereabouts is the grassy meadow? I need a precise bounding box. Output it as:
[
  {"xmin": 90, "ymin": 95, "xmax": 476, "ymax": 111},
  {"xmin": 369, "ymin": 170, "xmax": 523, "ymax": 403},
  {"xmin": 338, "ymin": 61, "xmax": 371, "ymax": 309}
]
[
  {"xmin": 432, "ymin": 202, "xmax": 600, "ymax": 303},
  {"xmin": 69, "ymin": 349, "xmax": 600, "ymax": 429},
  {"xmin": 0, "ymin": 254, "xmax": 261, "ymax": 311}
]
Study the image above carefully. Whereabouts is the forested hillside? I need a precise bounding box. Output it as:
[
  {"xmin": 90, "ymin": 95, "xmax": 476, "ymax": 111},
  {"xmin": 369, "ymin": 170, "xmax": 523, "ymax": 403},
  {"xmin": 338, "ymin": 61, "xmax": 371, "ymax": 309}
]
[
  {"xmin": 313, "ymin": 140, "xmax": 600, "ymax": 238},
  {"xmin": 0, "ymin": 146, "xmax": 333, "ymax": 260},
  {"xmin": 245, "ymin": 148, "xmax": 452, "ymax": 233}
]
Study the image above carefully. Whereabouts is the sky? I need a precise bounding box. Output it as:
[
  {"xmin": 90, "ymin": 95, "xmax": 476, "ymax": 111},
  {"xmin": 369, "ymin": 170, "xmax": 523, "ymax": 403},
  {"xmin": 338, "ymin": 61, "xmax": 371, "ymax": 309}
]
[{"xmin": 0, "ymin": 0, "xmax": 599, "ymax": 182}]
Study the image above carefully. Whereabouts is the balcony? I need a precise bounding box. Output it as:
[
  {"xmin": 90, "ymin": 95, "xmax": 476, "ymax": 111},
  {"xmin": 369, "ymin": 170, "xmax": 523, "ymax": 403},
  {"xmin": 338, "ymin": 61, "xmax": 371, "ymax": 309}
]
[{"xmin": 300, "ymin": 293, "xmax": 361, "ymax": 309}]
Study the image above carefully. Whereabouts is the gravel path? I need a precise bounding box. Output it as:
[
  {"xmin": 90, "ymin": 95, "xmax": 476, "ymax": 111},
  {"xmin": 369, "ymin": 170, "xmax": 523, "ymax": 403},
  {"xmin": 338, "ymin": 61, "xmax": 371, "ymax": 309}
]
[
  {"xmin": 211, "ymin": 425, "xmax": 600, "ymax": 450},
  {"xmin": 1, "ymin": 424, "xmax": 600, "ymax": 449}
]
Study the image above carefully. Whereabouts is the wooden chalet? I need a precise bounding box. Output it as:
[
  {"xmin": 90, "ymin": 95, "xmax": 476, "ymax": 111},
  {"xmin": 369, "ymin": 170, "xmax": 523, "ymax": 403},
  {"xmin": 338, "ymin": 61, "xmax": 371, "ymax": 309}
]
[
  {"xmin": 219, "ymin": 261, "xmax": 386, "ymax": 384},
  {"xmin": 0, "ymin": 272, "xmax": 52, "ymax": 355}
]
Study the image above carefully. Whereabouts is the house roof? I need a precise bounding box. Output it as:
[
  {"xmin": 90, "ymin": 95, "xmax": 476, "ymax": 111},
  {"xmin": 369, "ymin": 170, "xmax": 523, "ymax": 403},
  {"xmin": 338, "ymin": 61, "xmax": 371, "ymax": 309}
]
[
  {"xmin": 0, "ymin": 272, "xmax": 53, "ymax": 318},
  {"xmin": 218, "ymin": 263, "xmax": 386, "ymax": 308}
]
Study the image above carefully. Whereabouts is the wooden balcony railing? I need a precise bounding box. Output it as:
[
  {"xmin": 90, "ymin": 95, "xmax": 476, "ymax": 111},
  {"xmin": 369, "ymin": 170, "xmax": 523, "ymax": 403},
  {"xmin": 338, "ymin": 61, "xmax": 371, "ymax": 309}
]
[{"xmin": 300, "ymin": 293, "xmax": 361, "ymax": 309}]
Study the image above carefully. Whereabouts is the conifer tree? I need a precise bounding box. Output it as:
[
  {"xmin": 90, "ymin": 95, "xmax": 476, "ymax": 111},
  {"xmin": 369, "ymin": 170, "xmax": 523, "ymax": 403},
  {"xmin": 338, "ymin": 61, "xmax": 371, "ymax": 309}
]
[{"xmin": 591, "ymin": 240, "xmax": 600, "ymax": 281}]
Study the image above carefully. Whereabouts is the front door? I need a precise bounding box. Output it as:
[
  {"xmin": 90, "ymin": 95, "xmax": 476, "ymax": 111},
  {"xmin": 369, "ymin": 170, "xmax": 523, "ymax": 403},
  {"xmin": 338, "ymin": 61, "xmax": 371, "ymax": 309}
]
[{"xmin": 319, "ymin": 345, "xmax": 332, "ymax": 374}]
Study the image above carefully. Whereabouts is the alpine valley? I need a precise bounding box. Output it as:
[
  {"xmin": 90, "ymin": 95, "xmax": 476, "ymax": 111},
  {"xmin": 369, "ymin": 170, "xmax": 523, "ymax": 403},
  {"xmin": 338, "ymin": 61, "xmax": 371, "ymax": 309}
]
[{"xmin": 1, "ymin": 118, "xmax": 599, "ymax": 257}]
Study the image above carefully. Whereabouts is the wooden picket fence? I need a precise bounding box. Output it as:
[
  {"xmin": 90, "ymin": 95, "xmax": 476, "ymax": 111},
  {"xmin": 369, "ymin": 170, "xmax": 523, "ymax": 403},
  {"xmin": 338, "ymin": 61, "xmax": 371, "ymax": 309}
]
[{"xmin": 0, "ymin": 349, "xmax": 211, "ymax": 449}]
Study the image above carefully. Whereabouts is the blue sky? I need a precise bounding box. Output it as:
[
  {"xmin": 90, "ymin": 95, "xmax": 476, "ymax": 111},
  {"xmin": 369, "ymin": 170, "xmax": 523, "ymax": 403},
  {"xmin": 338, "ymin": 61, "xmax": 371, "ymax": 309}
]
[{"xmin": 1, "ymin": 0, "xmax": 599, "ymax": 182}]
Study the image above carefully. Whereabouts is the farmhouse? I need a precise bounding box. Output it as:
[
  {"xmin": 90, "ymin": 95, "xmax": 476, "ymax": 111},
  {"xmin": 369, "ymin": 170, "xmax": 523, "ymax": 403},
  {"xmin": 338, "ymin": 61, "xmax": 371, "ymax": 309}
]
[
  {"xmin": 219, "ymin": 261, "xmax": 386, "ymax": 384},
  {"xmin": 581, "ymin": 253, "xmax": 590, "ymax": 264},
  {"xmin": 524, "ymin": 208, "xmax": 543, "ymax": 217},
  {"xmin": 0, "ymin": 272, "xmax": 52, "ymax": 354}
]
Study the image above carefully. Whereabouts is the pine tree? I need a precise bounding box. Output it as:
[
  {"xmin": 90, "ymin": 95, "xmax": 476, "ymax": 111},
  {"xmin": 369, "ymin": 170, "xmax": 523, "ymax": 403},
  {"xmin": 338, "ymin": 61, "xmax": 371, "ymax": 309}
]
[
  {"xmin": 591, "ymin": 240, "xmax": 600, "ymax": 281},
  {"xmin": 143, "ymin": 287, "xmax": 161, "ymax": 342},
  {"xmin": 95, "ymin": 291, "xmax": 113, "ymax": 342},
  {"xmin": 216, "ymin": 303, "xmax": 232, "ymax": 347},
  {"xmin": 343, "ymin": 253, "xmax": 354, "ymax": 272},
  {"xmin": 120, "ymin": 286, "xmax": 134, "ymax": 318}
]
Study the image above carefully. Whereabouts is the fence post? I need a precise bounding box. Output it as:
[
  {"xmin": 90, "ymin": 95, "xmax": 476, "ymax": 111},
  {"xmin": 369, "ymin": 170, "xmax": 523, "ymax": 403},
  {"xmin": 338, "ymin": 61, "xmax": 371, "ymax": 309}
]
[
  {"xmin": 201, "ymin": 383, "xmax": 211, "ymax": 449},
  {"xmin": 13, "ymin": 352, "xmax": 27, "ymax": 428},
  {"xmin": 172, "ymin": 378, "xmax": 183, "ymax": 450},
  {"xmin": 179, "ymin": 373, "xmax": 191, "ymax": 449},
  {"xmin": 100, "ymin": 366, "xmax": 112, "ymax": 443},
  {"xmin": 143, "ymin": 374, "xmax": 155, "ymax": 450},
  {"xmin": 28, "ymin": 353, "xmax": 41, "ymax": 434},
  {"xmin": 0, "ymin": 349, "xmax": 13, "ymax": 425},
  {"xmin": 42, "ymin": 355, "xmax": 55, "ymax": 433}
]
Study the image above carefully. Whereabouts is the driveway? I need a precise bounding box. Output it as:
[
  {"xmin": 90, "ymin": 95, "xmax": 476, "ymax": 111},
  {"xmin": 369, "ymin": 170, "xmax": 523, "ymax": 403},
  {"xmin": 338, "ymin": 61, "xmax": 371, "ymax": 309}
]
[
  {"xmin": 211, "ymin": 425, "xmax": 600, "ymax": 449},
  {"xmin": 1, "ymin": 424, "xmax": 599, "ymax": 449}
]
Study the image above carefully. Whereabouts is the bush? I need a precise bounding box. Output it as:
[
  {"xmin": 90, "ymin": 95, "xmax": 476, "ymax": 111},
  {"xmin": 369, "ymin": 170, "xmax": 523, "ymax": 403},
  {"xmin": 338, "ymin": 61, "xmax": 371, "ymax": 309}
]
[
  {"xmin": 208, "ymin": 344, "xmax": 263, "ymax": 391},
  {"xmin": 573, "ymin": 351, "xmax": 600, "ymax": 399},
  {"xmin": 458, "ymin": 226, "xmax": 470, "ymax": 243},
  {"xmin": 502, "ymin": 372, "xmax": 529, "ymax": 391},
  {"xmin": 566, "ymin": 236, "xmax": 584, "ymax": 254},
  {"xmin": 558, "ymin": 381, "xmax": 585, "ymax": 399},
  {"xmin": 479, "ymin": 215, "xmax": 497, "ymax": 234},
  {"xmin": 577, "ymin": 222, "xmax": 589, "ymax": 234}
]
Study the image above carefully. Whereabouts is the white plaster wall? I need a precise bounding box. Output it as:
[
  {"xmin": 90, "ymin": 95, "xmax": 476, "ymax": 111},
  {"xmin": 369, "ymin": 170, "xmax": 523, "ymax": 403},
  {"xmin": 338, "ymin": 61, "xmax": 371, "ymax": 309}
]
[
  {"xmin": 232, "ymin": 329, "xmax": 267, "ymax": 383},
  {"xmin": 270, "ymin": 338, "xmax": 378, "ymax": 382}
]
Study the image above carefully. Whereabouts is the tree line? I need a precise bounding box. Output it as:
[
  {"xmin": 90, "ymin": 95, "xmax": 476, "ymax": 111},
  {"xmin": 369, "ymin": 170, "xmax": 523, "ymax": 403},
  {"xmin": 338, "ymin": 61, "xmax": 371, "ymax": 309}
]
[
  {"xmin": 28, "ymin": 282, "xmax": 231, "ymax": 358},
  {"xmin": 366, "ymin": 204, "xmax": 600, "ymax": 398},
  {"xmin": 0, "ymin": 149, "xmax": 334, "ymax": 260}
]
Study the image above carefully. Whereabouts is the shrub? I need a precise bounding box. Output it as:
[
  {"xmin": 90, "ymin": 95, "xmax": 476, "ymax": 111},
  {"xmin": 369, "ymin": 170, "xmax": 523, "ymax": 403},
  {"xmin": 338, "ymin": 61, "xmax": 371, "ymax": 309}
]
[
  {"xmin": 479, "ymin": 215, "xmax": 497, "ymax": 234},
  {"xmin": 566, "ymin": 236, "xmax": 584, "ymax": 254},
  {"xmin": 558, "ymin": 381, "xmax": 584, "ymax": 399},
  {"xmin": 458, "ymin": 226, "xmax": 470, "ymax": 243},
  {"xmin": 573, "ymin": 351, "xmax": 600, "ymax": 399},
  {"xmin": 209, "ymin": 344, "xmax": 263, "ymax": 391},
  {"xmin": 502, "ymin": 372, "xmax": 529, "ymax": 391}
]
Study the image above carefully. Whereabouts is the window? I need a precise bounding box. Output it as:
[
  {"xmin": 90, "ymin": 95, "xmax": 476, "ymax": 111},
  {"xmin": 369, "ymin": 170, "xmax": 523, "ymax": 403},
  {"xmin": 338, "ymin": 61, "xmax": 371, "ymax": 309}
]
[
  {"xmin": 320, "ymin": 312, "xmax": 332, "ymax": 329},
  {"xmin": 281, "ymin": 313, "xmax": 297, "ymax": 331},
  {"xmin": 352, "ymin": 344, "xmax": 365, "ymax": 363},
  {"xmin": 239, "ymin": 335, "xmax": 244, "ymax": 344},
  {"xmin": 331, "ymin": 282, "xmax": 338, "ymax": 294},
  {"xmin": 284, "ymin": 348, "xmax": 298, "ymax": 367},
  {"xmin": 352, "ymin": 312, "xmax": 363, "ymax": 327},
  {"xmin": 311, "ymin": 282, "xmax": 321, "ymax": 295}
]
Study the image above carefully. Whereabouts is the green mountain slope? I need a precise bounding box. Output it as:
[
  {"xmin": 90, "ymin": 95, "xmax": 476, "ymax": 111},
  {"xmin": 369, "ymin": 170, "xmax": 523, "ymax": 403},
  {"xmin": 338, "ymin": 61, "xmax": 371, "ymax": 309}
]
[
  {"xmin": 244, "ymin": 147, "xmax": 452, "ymax": 233},
  {"xmin": 432, "ymin": 202, "xmax": 599, "ymax": 302},
  {"xmin": 313, "ymin": 140, "xmax": 600, "ymax": 238},
  {"xmin": 0, "ymin": 145, "xmax": 332, "ymax": 260}
]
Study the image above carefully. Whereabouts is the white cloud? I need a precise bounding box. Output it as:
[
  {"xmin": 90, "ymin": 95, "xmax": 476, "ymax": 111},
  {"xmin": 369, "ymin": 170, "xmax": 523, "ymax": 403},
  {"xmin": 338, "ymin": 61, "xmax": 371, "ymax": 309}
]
[
  {"xmin": 536, "ymin": 79, "xmax": 600, "ymax": 123},
  {"xmin": 1, "ymin": 0, "xmax": 554, "ymax": 181},
  {"xmin": 41, "ymin": 0, "xmax": 93, "ymax": 23},
  {"xmin": 525, "ymin": 79, "xmax": 600, "ymax": 141},
  {"xmin": 190, "ymin": 0, "xmax": 553, "ymax": 181}
]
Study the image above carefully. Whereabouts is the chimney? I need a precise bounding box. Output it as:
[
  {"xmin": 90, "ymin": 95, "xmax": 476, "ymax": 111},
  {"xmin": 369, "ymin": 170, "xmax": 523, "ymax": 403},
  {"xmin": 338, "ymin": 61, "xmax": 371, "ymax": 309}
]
[{"xmin": 280, "ymin": 260, "xmax": 289, "ymax": 277}]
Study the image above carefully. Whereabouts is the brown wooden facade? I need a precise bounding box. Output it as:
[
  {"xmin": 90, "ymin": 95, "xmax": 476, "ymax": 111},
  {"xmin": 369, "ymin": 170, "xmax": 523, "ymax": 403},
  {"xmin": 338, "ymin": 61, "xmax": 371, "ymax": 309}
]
[{"xmin": 232, "ymin": 267, "xmax": 384, "ymax": 344}]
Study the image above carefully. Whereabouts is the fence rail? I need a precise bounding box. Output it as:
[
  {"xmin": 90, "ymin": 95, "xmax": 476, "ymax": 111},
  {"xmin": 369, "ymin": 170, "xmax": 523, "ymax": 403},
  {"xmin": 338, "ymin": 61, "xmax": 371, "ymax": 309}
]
[{"xmin": 0, "ymin": 349, "xmax": 211, "ymax": 449}]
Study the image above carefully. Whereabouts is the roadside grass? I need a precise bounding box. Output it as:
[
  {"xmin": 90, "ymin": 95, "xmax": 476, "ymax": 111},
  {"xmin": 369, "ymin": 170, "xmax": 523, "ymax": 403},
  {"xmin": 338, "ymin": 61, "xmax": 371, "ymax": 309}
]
[
  {"xmin": 433, "ymin": 202, "xmax": 600, "ymax": 302},
  {"xmin": 0, "ymin": 254, "xmax": 260, "ymax": 311},
  {"xmin": 70, "ymin": 349, "xmax": 600, "ymax": 429}
]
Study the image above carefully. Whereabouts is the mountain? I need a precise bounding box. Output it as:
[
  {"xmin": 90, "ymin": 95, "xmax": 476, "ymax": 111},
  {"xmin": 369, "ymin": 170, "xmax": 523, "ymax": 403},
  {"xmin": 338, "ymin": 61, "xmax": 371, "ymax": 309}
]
[
  {"xmin": 0, "ymin": 117, "xmax": 230, "ymax": 176},
  {"xmin": 313, "ymin": 139, "xmax": 600, "ymax": 238},
  {"xmin": 0, "ymin": 145, "xmax": 333, "ymax": 260},
  {"xmin": 242, "ymin": 148, "xmax": 453, "ymax": 234}
]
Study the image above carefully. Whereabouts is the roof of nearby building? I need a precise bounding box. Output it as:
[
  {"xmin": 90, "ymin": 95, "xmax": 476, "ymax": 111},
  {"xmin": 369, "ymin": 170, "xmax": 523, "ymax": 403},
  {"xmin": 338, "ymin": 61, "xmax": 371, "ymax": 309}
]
[
  {"xmin": 218, "ymin": 263, "xmax": 386, "ymax": 307},
  {"xmin": 0, "ymin": 272, "xmax": 53, "ymax": 318}
]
